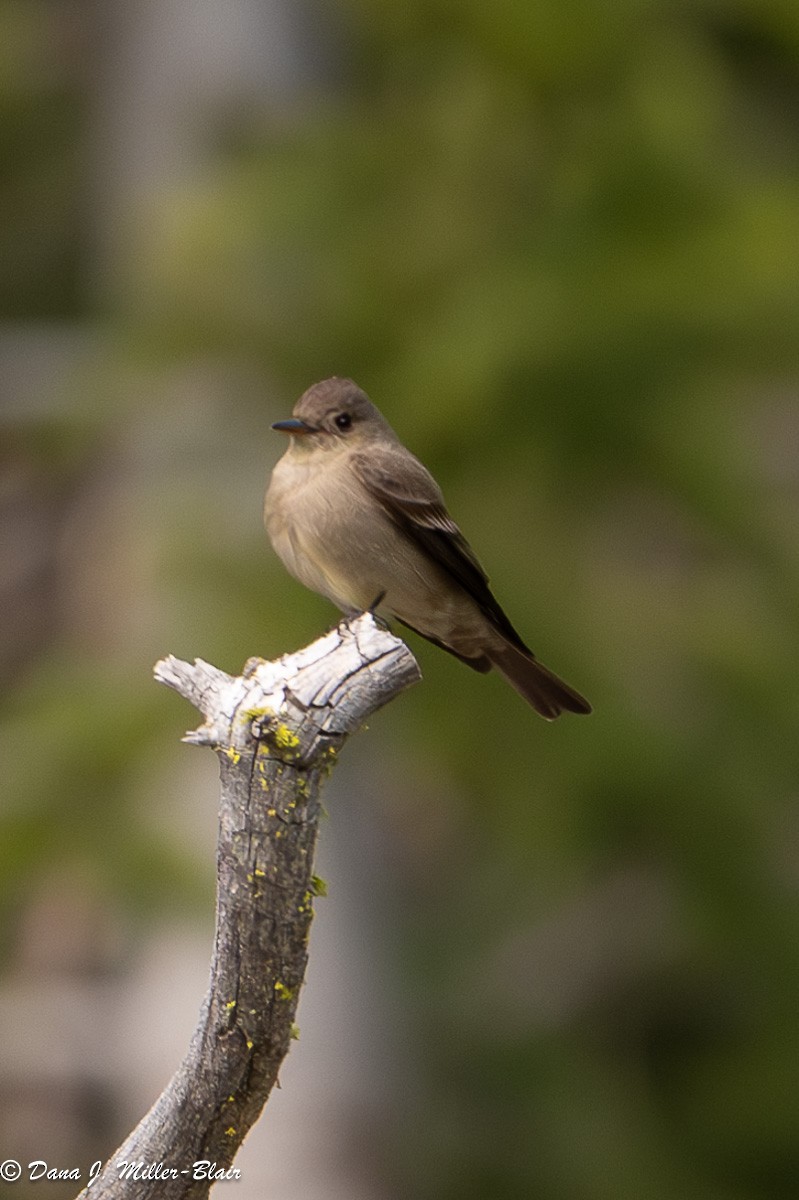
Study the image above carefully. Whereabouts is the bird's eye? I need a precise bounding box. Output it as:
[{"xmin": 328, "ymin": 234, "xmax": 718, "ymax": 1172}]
[{"xmin": 334, "ymin": 412, "xmax": 352, "ymax": 431}]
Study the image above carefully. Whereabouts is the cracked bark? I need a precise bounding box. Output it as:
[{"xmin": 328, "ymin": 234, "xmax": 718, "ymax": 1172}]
[{"xmin": 76, "ymin": 613, "xmax": 420, "ymax": 1199}]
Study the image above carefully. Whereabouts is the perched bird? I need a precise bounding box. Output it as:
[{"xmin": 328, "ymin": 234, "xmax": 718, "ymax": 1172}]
[{"xmin": 265, "ymin": 377, "xmax": 591, "ymax": 719}]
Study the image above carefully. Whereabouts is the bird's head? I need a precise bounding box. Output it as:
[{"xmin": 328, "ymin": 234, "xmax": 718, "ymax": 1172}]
[{"xmin": 272, "ymin": 377, "xmax": 396, "ymax": 453}]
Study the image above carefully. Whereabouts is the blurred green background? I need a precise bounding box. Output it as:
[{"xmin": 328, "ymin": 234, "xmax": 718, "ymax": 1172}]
[{"xmin": 1, "ymin": 1, "xmax": 798, "ymax": 1197}]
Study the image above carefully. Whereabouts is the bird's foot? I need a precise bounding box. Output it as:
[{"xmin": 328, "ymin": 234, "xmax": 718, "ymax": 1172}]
[
  {"xmin": 333, "ymin": 596, "xmax": 391, "ymax": 636},
  {"xmin": 363, "ymin": 593, "xmax": 391, "ymax": 632}
]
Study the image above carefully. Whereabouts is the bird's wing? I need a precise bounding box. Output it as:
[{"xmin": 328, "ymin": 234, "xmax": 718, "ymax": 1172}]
[{"xmin": 351, "ymin": 445, "xmax": 529, "ymax": 652}]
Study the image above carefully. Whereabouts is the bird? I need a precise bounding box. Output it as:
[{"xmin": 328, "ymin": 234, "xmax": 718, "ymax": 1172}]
[{"xmin": 264, "ymin": 377, "xmax": 591, "ymax": 719}]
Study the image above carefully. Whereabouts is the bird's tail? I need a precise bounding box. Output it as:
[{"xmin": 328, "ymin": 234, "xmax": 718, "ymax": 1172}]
[{"xmin": 488, "ymin": 642, "xmax": 591, "ymax": 720}]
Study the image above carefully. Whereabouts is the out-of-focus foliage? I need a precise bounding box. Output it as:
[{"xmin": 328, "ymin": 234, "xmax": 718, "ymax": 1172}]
[
  {"xmin": 1, "ymin": 0, "xmax": 799, "ymax": 1196},
  {"xmin": 0, "ymin": 1, "xmax": 87, "ymax": 317}
]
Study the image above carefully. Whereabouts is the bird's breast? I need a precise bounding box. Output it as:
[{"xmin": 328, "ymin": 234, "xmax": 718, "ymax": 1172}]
[
  {"xmin": 265, "ymin": 450, "xmax": 377, "ymax": 611},
  {"xmin": 265, "ymin": 448, "xmax": 487, "ymax": 649}
]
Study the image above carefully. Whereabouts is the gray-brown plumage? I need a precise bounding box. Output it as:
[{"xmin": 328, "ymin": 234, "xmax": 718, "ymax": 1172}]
[{"xmin": 265, "ymin": 377, "xmax": 591, "ymax": 719}]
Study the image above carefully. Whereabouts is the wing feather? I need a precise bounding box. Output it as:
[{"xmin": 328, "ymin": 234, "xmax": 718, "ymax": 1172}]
[{"xmin": 352, "ymin": 446, "xmax": 529, "ymax": 653}]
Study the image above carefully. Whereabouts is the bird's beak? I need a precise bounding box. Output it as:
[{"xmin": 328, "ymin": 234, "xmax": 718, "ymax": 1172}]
[{"xmin": 271, "ymin": 418, "xmax": 316, "ymax": 435}]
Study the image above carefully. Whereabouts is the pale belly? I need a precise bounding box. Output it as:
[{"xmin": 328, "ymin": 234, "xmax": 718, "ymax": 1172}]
[{"xmin": 265, "ymin": 450, "xmax": 486, "ymax": 652}]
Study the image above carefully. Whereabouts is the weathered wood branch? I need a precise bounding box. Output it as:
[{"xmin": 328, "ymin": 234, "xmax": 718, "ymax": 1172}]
[{"xmin": 77, "ymin": 613, "xmax": 420, "ymax": 1199}]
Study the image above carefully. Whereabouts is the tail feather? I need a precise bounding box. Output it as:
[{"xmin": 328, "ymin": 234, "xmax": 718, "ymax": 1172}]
[{"xmin": 489, "ymin": 643, "xmax": 591, "ymax": 720}]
